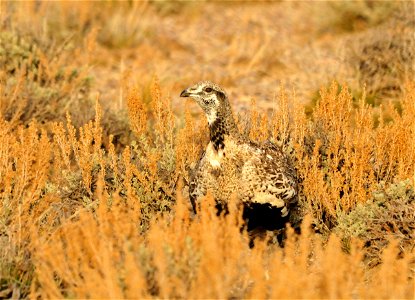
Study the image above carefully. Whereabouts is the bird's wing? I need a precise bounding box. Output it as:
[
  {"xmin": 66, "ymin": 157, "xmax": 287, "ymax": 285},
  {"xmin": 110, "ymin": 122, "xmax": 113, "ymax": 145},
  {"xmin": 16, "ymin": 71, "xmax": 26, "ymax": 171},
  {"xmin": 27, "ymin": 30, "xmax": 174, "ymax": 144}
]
[
  {"xmin": 189, "ymin": 150, "xmax": 207, "ymax": 212},
  {"xmin": 241, "ymin": 142, "xmax": 298, "ymax": 210}
]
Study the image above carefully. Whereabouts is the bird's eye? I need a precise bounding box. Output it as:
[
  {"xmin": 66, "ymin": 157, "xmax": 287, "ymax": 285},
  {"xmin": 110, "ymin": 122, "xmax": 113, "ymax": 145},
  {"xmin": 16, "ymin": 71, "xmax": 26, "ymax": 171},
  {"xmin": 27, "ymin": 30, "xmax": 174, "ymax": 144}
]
[{"xmin": 205, "ymin": 87, "xmax": 213, "ymax": 93}]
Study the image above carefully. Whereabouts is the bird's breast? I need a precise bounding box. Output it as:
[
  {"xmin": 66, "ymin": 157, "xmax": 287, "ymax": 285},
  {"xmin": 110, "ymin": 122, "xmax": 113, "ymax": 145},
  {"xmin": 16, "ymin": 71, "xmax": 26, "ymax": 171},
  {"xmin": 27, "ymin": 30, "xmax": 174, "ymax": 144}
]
[{"xmin": 206, "ymin": 142, "xmax": 224, "ymax": 169}]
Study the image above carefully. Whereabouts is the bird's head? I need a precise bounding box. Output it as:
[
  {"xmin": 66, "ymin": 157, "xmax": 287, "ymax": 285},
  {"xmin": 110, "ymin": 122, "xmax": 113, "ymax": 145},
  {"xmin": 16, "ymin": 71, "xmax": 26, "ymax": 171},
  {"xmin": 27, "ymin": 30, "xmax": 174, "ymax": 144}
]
[{"xmin": 180, "ymin": 81, "xmax": 228, "ymax": 124}]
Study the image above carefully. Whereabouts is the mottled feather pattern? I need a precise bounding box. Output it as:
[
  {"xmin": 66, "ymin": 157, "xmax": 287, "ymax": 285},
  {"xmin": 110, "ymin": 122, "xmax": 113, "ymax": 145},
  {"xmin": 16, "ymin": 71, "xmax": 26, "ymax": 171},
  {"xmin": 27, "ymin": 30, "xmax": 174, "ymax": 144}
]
[
  {"xmin": 209, "ymin": 118, "xmax": 226, "ymax": 151},
  {"xmin": 181, "ymin": 81, "xmax": 298, "ymax": 231}
]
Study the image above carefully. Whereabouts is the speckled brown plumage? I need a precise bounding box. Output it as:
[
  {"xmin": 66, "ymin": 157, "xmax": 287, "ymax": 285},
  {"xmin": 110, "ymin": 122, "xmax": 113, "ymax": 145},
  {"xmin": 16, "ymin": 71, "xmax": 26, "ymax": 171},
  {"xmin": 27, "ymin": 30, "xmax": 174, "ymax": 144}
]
[{"xmin": 180, "ymin": 81, "xmax": 298, "ymax": 233}]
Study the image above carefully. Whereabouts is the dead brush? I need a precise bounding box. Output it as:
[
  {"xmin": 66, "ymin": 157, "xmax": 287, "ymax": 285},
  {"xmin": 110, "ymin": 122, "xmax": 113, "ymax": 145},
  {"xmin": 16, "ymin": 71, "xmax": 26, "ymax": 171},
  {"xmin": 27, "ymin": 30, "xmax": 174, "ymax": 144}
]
[
  {"xmin": 1, "ymin": 80, "xmax": 414, "ymax": 298},
  {"xmin": 299, "ymin": 83, "xmax": 377, "ymax": 229},
  {"xmin": 296, "ymin": 82, "xmax": 415, "ymax": 232},
  {"xmin": 336, "ymin": 179, "xmax": 415, "ymax": 268},
  {"xmin": 0, "ymin": 119, "xmax": 53, "ymax": 297},
  {"xmin": 125, "ymin": 76, "xmax": 181, "ymax": 229},
  {"xmin": 0, "ymin": 25, "xmax": 93, "ymax": 128},
  {"xmin": 347, "ymin": 6, "xmax": 415, "ymax": 101},
  {"xmin": 30, "ymin": 179, "xmax": 414, "ymax": 299},
  {"xmin": 0, "ymin": 2, "xmax": 135, "ymax": 151},
  {"xmin": 1, "ymin": 1, "xmax": 414, "ymax": 298}
]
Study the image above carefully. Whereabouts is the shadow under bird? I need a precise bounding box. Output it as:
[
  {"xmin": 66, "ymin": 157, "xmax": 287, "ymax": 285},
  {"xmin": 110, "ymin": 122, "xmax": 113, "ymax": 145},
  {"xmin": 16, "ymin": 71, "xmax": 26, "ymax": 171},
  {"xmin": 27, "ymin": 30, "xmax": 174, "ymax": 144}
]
[{"xmin": 180, "ymin": 81, "xmax": 298, "ymax": 242}]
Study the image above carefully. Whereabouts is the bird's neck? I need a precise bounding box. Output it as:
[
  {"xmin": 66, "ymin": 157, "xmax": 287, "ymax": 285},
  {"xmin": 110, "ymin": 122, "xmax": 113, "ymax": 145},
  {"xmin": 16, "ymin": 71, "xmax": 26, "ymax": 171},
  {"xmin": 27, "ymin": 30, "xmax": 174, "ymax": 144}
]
[{"xmin": 208, "ymin": 108, "xmax": 239, "ymax": 151}]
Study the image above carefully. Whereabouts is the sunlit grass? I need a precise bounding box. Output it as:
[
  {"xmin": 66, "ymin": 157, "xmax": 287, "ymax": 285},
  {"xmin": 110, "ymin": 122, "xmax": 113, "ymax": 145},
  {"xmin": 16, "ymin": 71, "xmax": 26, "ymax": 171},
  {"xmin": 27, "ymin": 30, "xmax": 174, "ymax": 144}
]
[{"xmin": 1, "ymin": 1, "xmax": 414, "ymax": 298}]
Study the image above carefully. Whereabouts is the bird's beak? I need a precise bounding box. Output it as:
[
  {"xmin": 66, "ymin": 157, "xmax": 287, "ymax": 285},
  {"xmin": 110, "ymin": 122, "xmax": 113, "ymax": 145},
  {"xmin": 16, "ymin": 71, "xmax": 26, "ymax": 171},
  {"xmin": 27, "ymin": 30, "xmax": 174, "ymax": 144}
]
[{"xmin": 180, "ymin": 88, "xmax": 191, "ymax": 97}]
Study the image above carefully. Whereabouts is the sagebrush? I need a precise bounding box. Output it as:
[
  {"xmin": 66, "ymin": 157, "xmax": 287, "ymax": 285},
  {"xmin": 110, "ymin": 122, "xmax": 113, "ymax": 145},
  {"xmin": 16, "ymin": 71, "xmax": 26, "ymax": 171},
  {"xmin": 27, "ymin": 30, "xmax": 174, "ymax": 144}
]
[{"xmin": 1, "ymin": 1, "xmax": 414, "ymax": 299}]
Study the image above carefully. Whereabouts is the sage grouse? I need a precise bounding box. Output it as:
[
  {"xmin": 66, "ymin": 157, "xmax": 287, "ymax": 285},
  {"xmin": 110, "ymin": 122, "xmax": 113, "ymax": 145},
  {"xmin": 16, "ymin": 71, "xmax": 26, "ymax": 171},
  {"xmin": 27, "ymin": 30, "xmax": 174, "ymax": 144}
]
[{"xmin": 180, "ymin": 81, "xmax": 298, "ymax": 236}]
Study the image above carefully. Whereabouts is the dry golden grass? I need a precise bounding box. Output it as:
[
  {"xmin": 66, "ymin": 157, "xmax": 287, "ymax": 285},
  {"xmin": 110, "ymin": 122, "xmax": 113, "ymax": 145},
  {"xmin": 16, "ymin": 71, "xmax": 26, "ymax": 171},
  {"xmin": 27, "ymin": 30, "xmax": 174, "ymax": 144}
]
[
  {"xmin": 1, "ymin": 1, "xmax": 414, "ymax": 298},
  {"xmin": 1, "ymin": 81, "xmax": 414, "ymax": 298},
  {"xmin": 30, "ymin": 188, "xmax": 414, "ymax": 299},
  {"xmin": 299, "ymin": 84, "xmax": 415, "ymax": 227}
]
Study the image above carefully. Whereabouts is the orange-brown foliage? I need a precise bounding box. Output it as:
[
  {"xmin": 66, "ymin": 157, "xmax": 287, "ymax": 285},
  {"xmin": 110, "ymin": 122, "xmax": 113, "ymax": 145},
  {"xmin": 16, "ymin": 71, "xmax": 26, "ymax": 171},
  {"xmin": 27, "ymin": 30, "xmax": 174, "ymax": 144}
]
[
  {"xmin": 1, "ymin": 82, "xmax": 413, "ymax": 298},
  {"xmin": 30, "ymin": 184, "xmax": 413, "ymax": 299},
  {"xmin": 1, "ymin": 1, "xmax": 414, "ymax": 299}
]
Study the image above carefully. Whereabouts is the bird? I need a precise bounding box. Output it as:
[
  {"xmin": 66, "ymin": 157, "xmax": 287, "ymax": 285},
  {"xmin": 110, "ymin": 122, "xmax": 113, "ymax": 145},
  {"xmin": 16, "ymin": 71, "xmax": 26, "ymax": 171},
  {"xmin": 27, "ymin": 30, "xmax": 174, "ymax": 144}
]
[{"xmin": 180, "ymin": 81, "xmax": 298, "ymax": 241}]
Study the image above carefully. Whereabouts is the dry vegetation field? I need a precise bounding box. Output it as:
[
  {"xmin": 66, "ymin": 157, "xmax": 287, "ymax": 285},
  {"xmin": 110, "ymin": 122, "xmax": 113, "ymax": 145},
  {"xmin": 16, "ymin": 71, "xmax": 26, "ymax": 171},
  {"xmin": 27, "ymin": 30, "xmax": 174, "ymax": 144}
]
[{"xmin": 1, "ymin": 1, "xmax": 414, "ymax": 299}]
